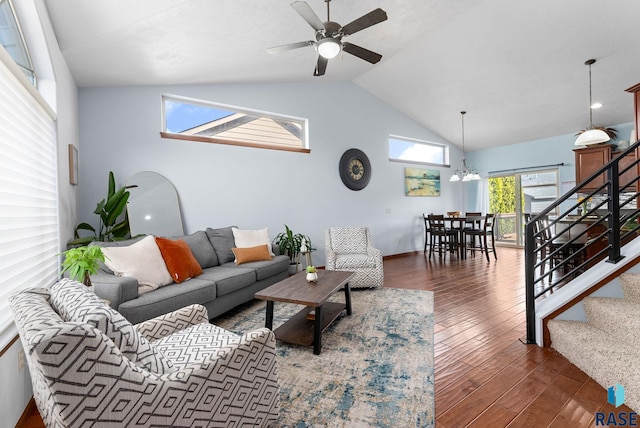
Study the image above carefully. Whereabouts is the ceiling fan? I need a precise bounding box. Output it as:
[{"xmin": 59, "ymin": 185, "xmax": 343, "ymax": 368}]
[{"xmin": 267, "ymin": 0, "xmax": 388, "ymax": 76}]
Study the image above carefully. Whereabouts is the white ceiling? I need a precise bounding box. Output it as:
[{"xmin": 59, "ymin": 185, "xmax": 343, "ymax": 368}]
[{"xmin": 43, "ymin": 0, "xmax": 640, "ymax": 151}]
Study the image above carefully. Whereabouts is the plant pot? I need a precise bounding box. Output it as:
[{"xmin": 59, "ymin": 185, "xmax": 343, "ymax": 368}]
[
  {"xmin": 306, "ymin": 272, "xmax": 318, "ymax": 282},
  {"xmin": 288, "ymin": 264, "xmax": 298, "ymax": 275}
]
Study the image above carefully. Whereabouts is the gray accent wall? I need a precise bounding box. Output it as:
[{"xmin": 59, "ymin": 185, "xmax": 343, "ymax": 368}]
[{"xmin": 78, "ymin": 82, "xmax": 466, "ymax": 266}]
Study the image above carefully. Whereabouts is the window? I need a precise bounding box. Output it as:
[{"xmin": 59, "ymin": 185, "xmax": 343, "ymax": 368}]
[
  {"xmin": 0, "ymin": 0, "xmax": 35, "ymax": 85},
  {"xmin": 521, "ymin": 171, "xmax": 559, "ymax": 214},
  {"xmin": 389, "ymin": 135, "xmax": 448, "ymax": 167},
  {"xmin": 0, "ymin": 46, "xmax": 58, "ymax": 349},
  {"xmin": 489, "ymin": 169, "xmax": 558, "ymax": 246},
  {"xmin": 161, "ymin": 95, "xmax": 309, "ymax": 153}
]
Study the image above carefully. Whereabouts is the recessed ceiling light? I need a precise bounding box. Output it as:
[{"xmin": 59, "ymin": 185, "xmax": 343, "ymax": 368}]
[{"xmin": 591, "ymin": 102, "xmax": 603, "ymax": 109}]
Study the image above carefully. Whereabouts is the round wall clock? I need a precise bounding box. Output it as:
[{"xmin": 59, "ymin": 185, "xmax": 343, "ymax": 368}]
[{"xmin": 339, "ymin": 148, "xmax": 371, "ymax": 191}]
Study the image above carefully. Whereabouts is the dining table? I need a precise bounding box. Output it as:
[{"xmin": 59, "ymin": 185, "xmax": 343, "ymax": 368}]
[{"xmin": 442, "ymin": 215, "xmax": 483, "ymax": 259}]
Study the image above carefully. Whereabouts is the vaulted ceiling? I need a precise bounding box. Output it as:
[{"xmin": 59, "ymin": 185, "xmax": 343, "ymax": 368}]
[{"xmin": 44, "ymin": 0, "xmax": 640, "ymax": 151}]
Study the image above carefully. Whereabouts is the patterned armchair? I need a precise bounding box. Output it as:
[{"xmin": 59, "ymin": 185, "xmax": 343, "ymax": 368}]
[
  {"xmin": 325, "ymin": 226, "xmax": 384, "ymax": 288},
  {"xmin": 9, "ymin": 279, "xmax": 279, "ymax": 427}
]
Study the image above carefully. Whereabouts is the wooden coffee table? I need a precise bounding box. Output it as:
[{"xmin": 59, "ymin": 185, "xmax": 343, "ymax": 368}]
[{"xmin": 255, "ymin": 270, "xmax": 354, "ymax": 355}]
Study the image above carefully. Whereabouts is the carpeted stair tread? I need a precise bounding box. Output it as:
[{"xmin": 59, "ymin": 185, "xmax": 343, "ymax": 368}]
[
  {"xmin": 620, "ymin": 273, "xmax": 640, "ymax": 302},
  {"xmin": 583, "ymin": 297, "xmax": 640, "ymax": 343},
  {"xmin": 549, "ymin": 319, "xmax": 640, "ymax": 412}
]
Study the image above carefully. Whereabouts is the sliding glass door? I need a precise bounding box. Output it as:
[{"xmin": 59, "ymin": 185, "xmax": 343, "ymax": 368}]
[{"xmin": 489, "ymin": 170, "xmax": 559, "ymax": 246}]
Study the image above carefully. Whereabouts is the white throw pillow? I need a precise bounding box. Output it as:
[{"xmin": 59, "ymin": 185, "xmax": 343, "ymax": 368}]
[
  {"xmin": 102, "ymin": 235, "xmax": 173, "ymax": 291},
  {"xmin": 232, "ymin": 227, "xmax": 274, "ymax": 256}
]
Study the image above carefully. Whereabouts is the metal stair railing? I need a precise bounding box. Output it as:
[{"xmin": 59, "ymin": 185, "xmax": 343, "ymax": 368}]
[{"xmin": 525, "ymin": 140, "xmax": 640, "ymax": 344}]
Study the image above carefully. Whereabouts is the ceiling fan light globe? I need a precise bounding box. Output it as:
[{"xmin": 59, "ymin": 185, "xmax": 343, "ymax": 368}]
[
  {"xmin": 575, "ymin": 129, "xmax": 610, "ymax": 146},
  {"xmin": 317, "ymin": 38, "xmax": 341, "ymax": 59}
]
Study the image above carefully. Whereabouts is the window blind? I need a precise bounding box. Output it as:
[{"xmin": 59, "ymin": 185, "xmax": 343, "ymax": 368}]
[{"xmin": 0, "ymin": 48, "xmax": 58, "ymax": 350}]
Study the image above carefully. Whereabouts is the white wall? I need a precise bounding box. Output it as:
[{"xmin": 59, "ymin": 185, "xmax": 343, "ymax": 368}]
[
  {"xmin": 0, "ymin": 1, "xmax": 79, "ymax": 426},
  {"xmin": 78, "ymin": 82, "xmax": 465, "ymax": 266}
]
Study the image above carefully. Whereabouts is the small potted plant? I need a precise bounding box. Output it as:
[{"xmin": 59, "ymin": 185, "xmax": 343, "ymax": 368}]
[
  {"xmin": 306, "ymin": 265, "xmax": 318, "ymax": 283},
  {"xmin": 60, "ymin": 245, "xmax": 106, "ymax": 287},
  {"xmin": 272, "ymin": 225, "xmax": 311, "ymax": 274}
]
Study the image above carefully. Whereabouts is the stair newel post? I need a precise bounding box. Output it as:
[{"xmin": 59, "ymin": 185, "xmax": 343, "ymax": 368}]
[
  {"xmin": 607, "ymin": 161, "xmax": 624, "ymax": 263},
  {"xmin": 525, "ymin": 219, "xmax": 537, "ymax": 344}
]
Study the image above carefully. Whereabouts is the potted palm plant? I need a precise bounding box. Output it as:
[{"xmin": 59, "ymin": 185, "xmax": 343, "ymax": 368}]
[
  {"xmin": 68, "ymin": 171, "xmax": 132, "ymax": 246},
  {"xmin": 272, "ymin": 225, "xmax": 311, "ymax": 274},
  {"xmin": 60, "ymin": 245, "xmax": 106, "ymax": 286}
]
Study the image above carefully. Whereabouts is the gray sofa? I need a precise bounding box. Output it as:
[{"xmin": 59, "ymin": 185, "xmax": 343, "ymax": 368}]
[{"xmin": 90, "ymin": 226, "xmax": 289, "ymax": 324}]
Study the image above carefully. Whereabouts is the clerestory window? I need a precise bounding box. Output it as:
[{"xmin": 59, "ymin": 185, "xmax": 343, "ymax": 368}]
[
  {"xmin": 161, "ymin": 95, "xmax": 309, "ymax": 153},
  {"xmin": 0, "ymin": 0, "xmax": 35, "ymax": 85},
  {"xmin": 389, "ymin": 135, "xmax": 449, "ymax": 167}
]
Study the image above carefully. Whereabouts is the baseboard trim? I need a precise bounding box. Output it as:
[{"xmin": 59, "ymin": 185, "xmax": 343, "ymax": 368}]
[{"xmin": 383, "ymin": 251, "xmax": 420, "ymax": 260}]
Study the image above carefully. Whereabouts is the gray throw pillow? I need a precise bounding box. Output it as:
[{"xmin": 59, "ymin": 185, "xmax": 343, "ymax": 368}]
[
  {"xmin": 205, "ymin": 226, "xmax": 237, "ymax": 264},
  {"xmin": 175, "ymin": 231, "xmax": 219, "ymax": 268}
]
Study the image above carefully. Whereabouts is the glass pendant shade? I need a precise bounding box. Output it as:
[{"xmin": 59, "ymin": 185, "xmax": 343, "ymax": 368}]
[
  {"xmin": 317, "ymin": 38, "xmax": 341, "ymax": 59},
  {"xmin": 575, "ymin": 128, "xmax": 611, "ymax": 146}
]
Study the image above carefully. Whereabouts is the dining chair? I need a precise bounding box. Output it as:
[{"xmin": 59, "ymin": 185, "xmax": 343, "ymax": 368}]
[
  {"xmin": 465, "ymin": 213, "xmax": 497, "ymax": 261},
  {"xmin": 422, "ymin": 213, "xmax": 432, "ymax": 253},
  {"xmin": 427, "ymin": 214, "xmax": 459, "ymax": 259},
  {"xmin": 463, "ymin": 212, "xmax": 482, "ymax": 252},
  {"xmin": 531, "ymin": 214, "xmax": 553, "ymax": 278}
]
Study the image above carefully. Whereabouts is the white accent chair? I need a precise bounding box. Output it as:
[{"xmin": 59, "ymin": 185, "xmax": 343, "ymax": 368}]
[
  {"xmin": 10, "ymin": 279, "xmax": 279, "ymax": 427},
  {"xmin": 325, "ymin": 226, "xmax": 383, "ymax": 288}
]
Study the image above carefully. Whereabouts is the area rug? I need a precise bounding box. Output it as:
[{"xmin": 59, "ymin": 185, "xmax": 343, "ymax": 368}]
[{"xmin": 213, "ymin": 287, "xmax": 435, "ymax": 427}]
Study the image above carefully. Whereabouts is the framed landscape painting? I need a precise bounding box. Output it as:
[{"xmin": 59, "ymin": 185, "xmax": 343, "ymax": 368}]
[{"xmin": 405, "ymin": 167, "xmax": 440, "ymax": 197}]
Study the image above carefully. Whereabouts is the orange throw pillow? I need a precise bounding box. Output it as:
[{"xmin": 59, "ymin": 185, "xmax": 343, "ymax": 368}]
[
  {"xmin": 232, "ymin": 244, "xmax": 272, "ymax": 265},
  {"xmin": 155, "ymin": 237, "xmax": 203, "ymax": 283}
]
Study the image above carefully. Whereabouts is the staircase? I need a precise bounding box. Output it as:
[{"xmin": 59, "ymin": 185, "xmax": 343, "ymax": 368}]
[
  {"xmin": 525, "ymin": 139, "xmax": 640, "ymax": 345},
  {"xmin": 548, "ymin": 272, "xmax": 640, "ymax": 412}
]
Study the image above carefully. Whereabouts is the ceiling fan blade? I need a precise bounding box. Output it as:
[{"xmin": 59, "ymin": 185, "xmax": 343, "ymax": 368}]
[
  {"xmin": 267, "ymin": 40, "xmax": 315, "ymax": 55},
  {"xmin": 291, "ymin": 1, "xmax": 325, "ymax": 32},
  {"xmin": 313, "ymin": 56, "xmax": 328, "ymax": 77},
  {"xmin": 341, "ymin": 8, "xmax": 387, "ymax": 36},
  {"xmin": 342, "ymin": 42, "xmax": 382, "ymax": 64}
]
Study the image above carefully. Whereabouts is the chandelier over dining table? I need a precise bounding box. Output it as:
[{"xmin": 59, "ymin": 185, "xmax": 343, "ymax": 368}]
[{"xmin": 450, "ymin": 111, "xmax": 481, "ymax": 182}]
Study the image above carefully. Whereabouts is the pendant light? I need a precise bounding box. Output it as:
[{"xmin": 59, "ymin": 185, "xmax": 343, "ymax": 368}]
[
  {"xmin": 450, "ymin": 111, "xmax": 481, "ymax": 182},
  {"xmin": 575, "ymin": 59, "xmax": 610, "ymax": 146}
]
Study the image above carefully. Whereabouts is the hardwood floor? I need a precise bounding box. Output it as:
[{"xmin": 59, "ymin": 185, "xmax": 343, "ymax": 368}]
[
  {"xmin": 387, "ymin": 247, "xmax": 632, "ymax": 427},
  {"xmin": 18, "ymin": 247, "xmax": 628, "ymax": 427}
]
